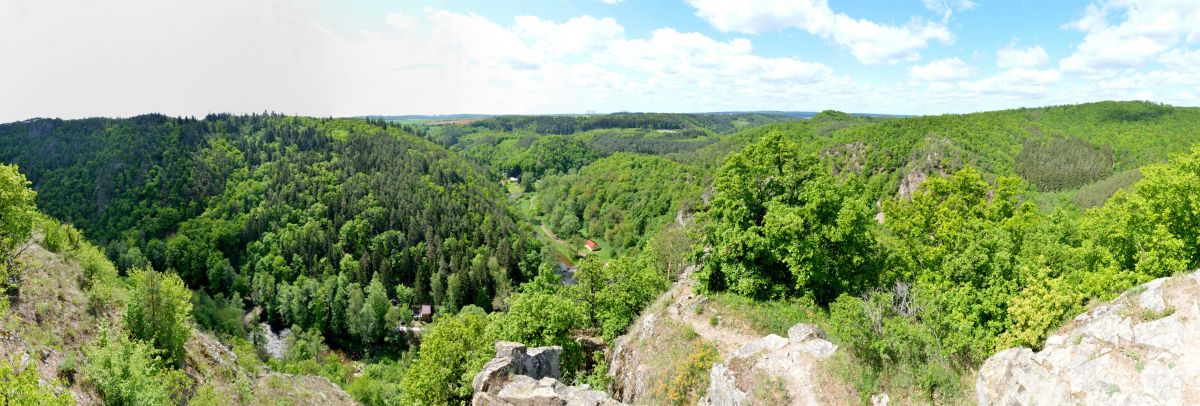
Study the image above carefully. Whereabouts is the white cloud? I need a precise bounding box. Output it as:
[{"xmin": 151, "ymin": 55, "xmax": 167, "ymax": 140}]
[
  {"xmin": 686, "ymin": 0, "xmax": 954, "ymax": 64},
  {"xmin": 599, "ymin": 0, "xmax": 623, "ymax": 4},
  {"xmin": 997, "ymin": 41, "xmax": 1049, "ymax": 68},
  {"xmin": 605, "ymin": 28, "xmax": 836, "ymax": 89},
  {"xmin": 1060, "ymin": 0, "xmax": 1200, "ymax": 74},
  {"xmin": 0, "ymin": 2, "xmax": 866, "ymax": 120},
  {"xmin": 924, "ymin": 68, "xmax": 1061, "ymax": 99},
  {"xmin": 385, "ymin": 12, "xmax": 419, "ymax": 31},
  {"xmin": 909, "ymin": 58, "xmax": 976, "ymax": 81},
  {"xmin": 924, "ymin": 0, "xmax": 975, "ymax": 22},
  {"xmin": 514, "ymin": 15, "xmax": 625, "ymax": 56},
  {"xmin": 0, "ymin": 0, "xmax": 354, "ymax": 120},
  {"xmin": 2, "ymin": 1, "xmax": 1196, "ymax": 121},
  {"xmin": 1158, "ymin": 48, "xmax": 1200, "ymax": 68}
]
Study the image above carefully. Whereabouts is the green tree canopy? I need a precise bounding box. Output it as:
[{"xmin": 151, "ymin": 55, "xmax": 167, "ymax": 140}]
[
  {"xmin": 123, "ymin": 268, "xmax": 194, "ymax": 367},
  {"xmin": 400, "ymin": 306, "xmax": 492, "ymax": 405},
  {"xmin": 0, "ymin": 164, "xmax": 36, "ymax": 265},
  {"xmin": 697, "ymin": 131, "xmax": 878, "ymax": 303}
]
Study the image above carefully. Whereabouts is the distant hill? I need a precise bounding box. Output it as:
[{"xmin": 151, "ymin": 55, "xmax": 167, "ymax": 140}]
[{"xmin": 688, "ymin": 101, "xmax": 1200, "ymax": 207}]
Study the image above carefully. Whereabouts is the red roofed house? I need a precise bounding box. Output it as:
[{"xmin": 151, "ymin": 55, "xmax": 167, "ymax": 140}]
[{"xmin": 585, "ymin": 240, "xmax": 600, "ymax": 252}]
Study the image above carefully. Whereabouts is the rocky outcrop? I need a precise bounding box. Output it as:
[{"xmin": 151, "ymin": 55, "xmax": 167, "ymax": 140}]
[
  {"xmin": 474, "ymin": 341, "xmax": 563, "ymax": 395},
  {"xmin": 699, "ymin": 363, "xmax": 747, "ymax": 406},
  {"xmin": 698, "ymin": 323, "xmax": 841, "ymax": 406},
  {"xmin": 977, "ymin": 271, "xmax": 1200, "ymax": 405},
  {"xmin": 473, "ymin": 341, "xmax": 622, "ymax": 406},
  {"xmin": 608, "ymin": 313, "xmax": 658, "ymax": 403}
]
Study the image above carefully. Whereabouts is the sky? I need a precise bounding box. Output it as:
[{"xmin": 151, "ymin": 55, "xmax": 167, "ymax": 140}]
[{"xmin": 2, "ymin": 0, "xmax": 1199, "ymax": 121}]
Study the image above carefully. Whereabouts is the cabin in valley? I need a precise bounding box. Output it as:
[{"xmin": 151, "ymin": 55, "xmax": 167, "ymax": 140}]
[{"xmin": 415, "ymin": 304, "xmax": 433, "ymax": 322}]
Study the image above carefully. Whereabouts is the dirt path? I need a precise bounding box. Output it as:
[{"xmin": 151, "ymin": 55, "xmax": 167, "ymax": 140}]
[
  {"xmin": 660, "ymin": 268, "xmax": 758, "ymax": 358},
  {"xmin": 539, "ymin": 223, "xmax": 566, "ymax": 246}
]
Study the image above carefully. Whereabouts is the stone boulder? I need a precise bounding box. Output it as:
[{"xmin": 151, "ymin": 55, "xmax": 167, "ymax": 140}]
[
  {"xmin": 699, "ymin": 323, "xmax": 841, "ymax": 406},
  {"xmin": 473, "ymin": 341, "xmax": 623, "ymax": 406},
  {"xmin": 474, "ymin": 342, "xmax": 563, "ymax": 395},
  {"xmin": 977, "ymin": 271, "xmax": 1200, "ymax": 405}
]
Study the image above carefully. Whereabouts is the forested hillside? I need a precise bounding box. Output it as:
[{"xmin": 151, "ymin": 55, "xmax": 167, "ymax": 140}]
[
  {"xmin": 708, "ymin": 101, "xmax": 1200, "ymax": 207},
  {"xmin": 535, "ymin": 153, "xmax": 700, "ymax": 253},
  {"xmin": 688, "ymin": 101, "xmax": 1200, "ymax": 402},
  {"xmin": 2, "ymin": 101, "xmax": 1199, "ymax": 405},
  {"xmin": 418, "ymin": 112, "xmax": 801, "ymax": 187},
  {"xmin": 0, "ymin": 115, "xmax": 537, "ymax": 354}
]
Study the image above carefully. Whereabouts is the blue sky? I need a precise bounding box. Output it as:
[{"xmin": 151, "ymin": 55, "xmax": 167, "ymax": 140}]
[{"xmin": 3, "ymin": 0, "xmax": 1199, "ymax": 120}]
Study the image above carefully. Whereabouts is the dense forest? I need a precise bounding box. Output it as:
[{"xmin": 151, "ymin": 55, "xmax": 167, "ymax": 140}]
[
  {"xmin": 0, "ymin": 115, "xmax": 538, "ymax": 354},
  {"xmin": 417, "ymin": 112, "xmax": 802, "ymax": 187},
  {"xmin": 535, "ymin": 153, "xmax": 701, "ymax": 253},
  {"xmin": 2, "ymin": 101, "xmax": 1199, "ymax": 405}
]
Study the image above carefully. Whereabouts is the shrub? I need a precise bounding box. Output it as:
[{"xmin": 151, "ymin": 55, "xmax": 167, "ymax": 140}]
[
  {"xmin": 399, "ymin": 306, "xmax": 493, "ymax": 405},
  {"xmin": 0, "ymin": 164, "xmax": 36, "ymax": 260},
  {"xmin": 697, "ymin": 131, "xmax": 878, "ymax": 303},
  {"xmin": 188, "ymin": 383, "xmax": 234, "ymax": 406},
  {"xmin": 0, "ymin": 357, "xmax": 74, "ymax": 405},
  {"xmin": 191, "ymin": 291, "xmax": 246, "ymax": 339},
  {"xmin": 57, "ymin": 354, "xmax": 78, "ymax": 384},
  {"xmin": 489, "ymin": 292, "xmax": 586, "ymax": 373},
  {"xmin": 283, "ymin": 325, "xmax": 328, "ymax": 363},
  {"xmin": 347, "ymin": 358, "xmax": 410, "ymax": 406},
  {"xmin": 38, "ymin": 217, "xmax": 81, "ymax": 254},
  {"xmin": 653, "ymin": 342, "xmax": 719, "ymax": 405},
  {"xmin": 123, "ymin": 268, "xmax": 193, "ymax": 367},
  {"xmin": 82, "ymin": 328, "xmax": 188, "ymax": 406}
]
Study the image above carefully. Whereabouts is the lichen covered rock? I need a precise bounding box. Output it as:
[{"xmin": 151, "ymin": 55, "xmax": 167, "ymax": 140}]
[{"xmin": 977, "ymin": 271, "xmax": 1200, "ymax": 405}]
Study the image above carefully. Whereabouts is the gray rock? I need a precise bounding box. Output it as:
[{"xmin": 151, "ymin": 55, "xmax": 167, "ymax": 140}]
[
  {"xmin": 473, "ymin": 342, "xmax": 622, "ymax": 406},
  {"xmin": 977, "ymin": 270, "xmax": 1200, "ymax": 405},
  {"xmin": 608, "ymin": 313, "xmax": 656, "ymax": 403},
  {"xmin": 474, "ymin": 341, "xmax": 564, "ymax": 395},
  {"xmin": 697, "ymin": 363, "xmax": 747, "ymax": 406},
  {"xmin": 787, "ymin": 323, "xmax": 826, "ymax": 343},
  {"xmin": 700, "ymin": 323, "xmax": 840, "ymax": 405}
]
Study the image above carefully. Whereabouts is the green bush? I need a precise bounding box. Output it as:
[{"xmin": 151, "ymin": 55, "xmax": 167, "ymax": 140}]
[
  {"xmin": 283, "ymin": 325, "xmax": 328, "ymax": 363},
  {"xmin": 191, "ymin": 291, "xmax": 246, "ymax": 339},
  {"xmin": 489, "ymin": 292, "xmax": 587, "ymax": 373},
  {"xmin": 400, "ymin": 306, "xmax": 493, "ymax": 405},
  {"xmin": 0, "ymin": 357, "xmax": 74, "ymax": 405},
  {"xmin": 652, "ymin": 341, "xmax": 719, "ymax": 406},
  {"xmin": 0, "ymin": 164, "xmax": 36, "ymax": 258},
  {"xmin": 574, "ymin": 253, "xmax": 668, "ymax": 340},
  {"xmin": 82, "ymin": 328, "xmax": 188, "ymax": 406},
  {"xmin": 38, "ymin": 217, "xmax": 81, "ymax": 254},
  {"xmin": 124, "ymin": 268, "xmax": 193, "ymax": 367},
  {"xmin": 697, "ymin": 131, "xmax": 878, "ymax": 303},
  {"xmin": 57, "ymin": 354, "xmax": 77, "ymax": 384},
  {"xmin": 347, "ymin": 358, "xmax": 411, "ymax": 406}
]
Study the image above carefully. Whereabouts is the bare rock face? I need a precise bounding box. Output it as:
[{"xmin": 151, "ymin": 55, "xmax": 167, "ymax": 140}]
[
  {"xmin": 473, "ymin": 341, "xmax": 623, "ymax": 406},
  {"xmin": 474, "ymin": 341, "xmax": 563, "ymax": 395},
  {"xmin": 698, "ymin": 363, "xmax": 747, "ymax": 406},
  {"xmin": 977, "ymin": 271, "xmax": 1200, "ymax": 405},
  {"xmin": 608, "ymin": 313, "xmax": 657, "ymax": 403},
  {"xmin": 698, "ymin": 323, "xmax": 840, "ymax": 406}
]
